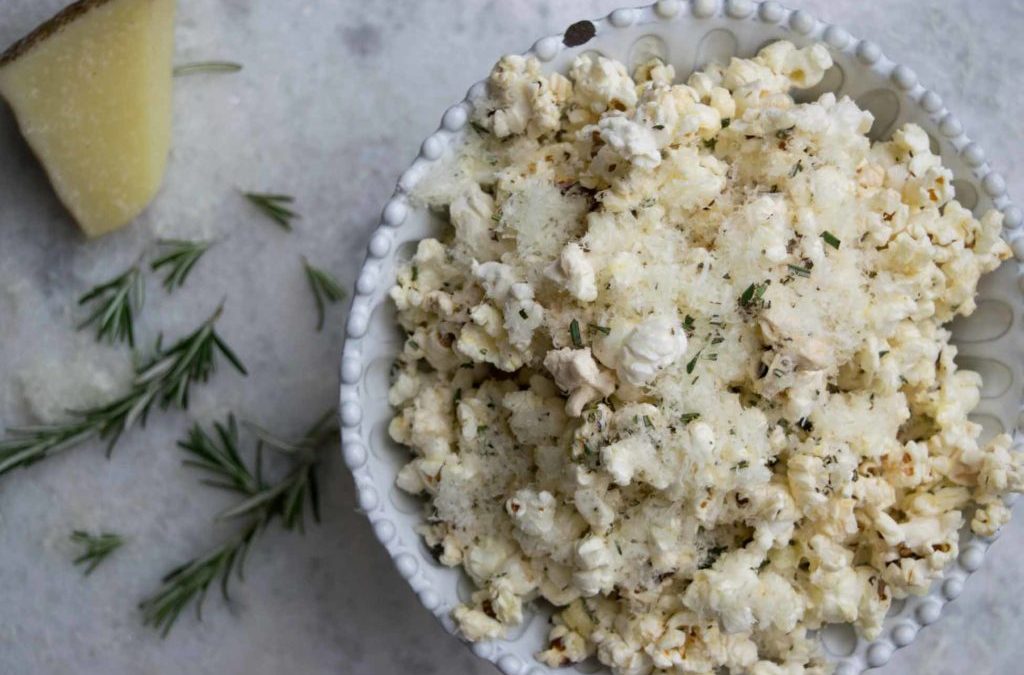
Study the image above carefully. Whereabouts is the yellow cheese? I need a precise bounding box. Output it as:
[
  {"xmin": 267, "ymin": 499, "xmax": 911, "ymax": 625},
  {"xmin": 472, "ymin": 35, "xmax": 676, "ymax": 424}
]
[{"xmin": 0, "ymin": 0, "xmax": 177, "ymax": 237}]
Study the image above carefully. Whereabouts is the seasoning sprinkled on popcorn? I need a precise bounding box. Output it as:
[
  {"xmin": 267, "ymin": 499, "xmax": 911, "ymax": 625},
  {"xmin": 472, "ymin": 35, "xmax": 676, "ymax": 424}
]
[{"xmin": 389, "ymin": 40, "xmax": 1017, "ymax": 674}]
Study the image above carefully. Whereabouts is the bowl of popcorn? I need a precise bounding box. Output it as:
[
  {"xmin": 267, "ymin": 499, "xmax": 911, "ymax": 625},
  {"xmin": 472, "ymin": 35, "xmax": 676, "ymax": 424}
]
[{"xmin": 339, "ymin": 2, "xmax": 1024, "ymax": 673}]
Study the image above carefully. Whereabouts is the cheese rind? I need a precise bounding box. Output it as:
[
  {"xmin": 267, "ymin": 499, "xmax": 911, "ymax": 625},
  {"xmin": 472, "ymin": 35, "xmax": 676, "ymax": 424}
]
[{"xmin": 0, "ymin": 0, "xmax": 177, "ymax": 237}]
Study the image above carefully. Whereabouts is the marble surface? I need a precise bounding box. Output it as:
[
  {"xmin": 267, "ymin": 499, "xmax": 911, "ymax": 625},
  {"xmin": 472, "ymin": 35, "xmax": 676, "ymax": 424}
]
[{"xmin": 0, "ymin": 1, "xmax": 1022, "ymax": 673}]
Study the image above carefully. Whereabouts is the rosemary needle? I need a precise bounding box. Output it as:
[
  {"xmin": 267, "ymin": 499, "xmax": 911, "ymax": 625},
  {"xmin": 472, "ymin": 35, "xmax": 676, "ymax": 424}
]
[
  {"xmin": 178, "ymin": 415, "xmax": 261, "ymax": 496},
  {"xmin": 569, "ymin": 319, "xmax": 583, "ymax": 348},
  {"xmin": 243, "ymin": 192, "xmax": 298, "ymax": 231},
  {"xmin": 173, "ymin": 61, "xmax": 243, "ymax": 76},
  {"xmin": 302, "ymin": 257, "xmax": 346, "ymax": 331},
  {"xmin": 70, "ymin": 531, "xmax": 125, "ymax": 575},
  {"xmin": 140, "ymin": 410, "xmax": 337, "ymax": 636},
  {"xmin": 78, "ymin": 264, "xmax": 145, "ymax": 347},
  {"xmin": 151, "ymin": 239, "xmax": 214, "ymax": 292},
  {"xmin": 0, "ymin": 307, "xmax": 247, "ymax": 477}
]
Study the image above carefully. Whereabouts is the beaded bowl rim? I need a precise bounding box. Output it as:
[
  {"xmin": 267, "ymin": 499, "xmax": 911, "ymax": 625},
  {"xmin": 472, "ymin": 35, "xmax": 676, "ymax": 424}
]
[{"xmin": 339, "ymin": 2, "xmax": 1023, "ymax": 674}]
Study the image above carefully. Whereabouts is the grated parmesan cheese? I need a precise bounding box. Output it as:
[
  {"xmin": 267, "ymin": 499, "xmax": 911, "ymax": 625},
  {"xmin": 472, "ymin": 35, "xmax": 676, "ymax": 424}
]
[{"xmin": 389, "ymin": 41, "xmax": 1018, "ymax": 674}]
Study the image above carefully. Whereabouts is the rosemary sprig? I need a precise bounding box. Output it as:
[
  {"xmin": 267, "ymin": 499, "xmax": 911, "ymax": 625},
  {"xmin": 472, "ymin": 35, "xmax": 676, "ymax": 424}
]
[
  {"xmin": 141, "ymin": 519, "xmax": 260, "ymax": 637},
  {"xmin": 173, "ymin": 61, "xmax": 243, "ymax": 76},
  {"xmin": 0, "ymin": 308, "xmax": 247, "ymax": 476},
  {"xmin": 78, "ymin": 265, "xmax": 145, "ymax": 347},
  {"xmin": 71, "ymin": 530, "xmax": 125, "ymax": 575},
  {"xmin": 243, "ymin": 192, "xmax": 298, "ymax": 231},
  {"xmin": 139, "ymin": 410, "xmax": 337, "ymax": 636},
  {"xmin": 152, "ymin": 240, "xmax": 214, "ymax": 292},
  {"xmin": 302, "ymin": 258, "xmax": 346, "ymax": 331},
  {"xmin": 178, "ymin": 415, "xmax": 260, "ymax": 495}
]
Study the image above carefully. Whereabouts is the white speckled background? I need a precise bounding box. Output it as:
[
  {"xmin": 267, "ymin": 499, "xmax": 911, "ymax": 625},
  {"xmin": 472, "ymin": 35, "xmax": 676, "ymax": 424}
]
[{"xmin": 0, "ymin": 1, "xmax": 1021, "ymax": 673}]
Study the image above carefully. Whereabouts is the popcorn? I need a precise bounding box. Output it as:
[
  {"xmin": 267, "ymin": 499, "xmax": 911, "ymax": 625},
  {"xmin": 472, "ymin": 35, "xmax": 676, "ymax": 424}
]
[
  {"xmin": 451, "ymin": 184, "xmax": 503, "ymax": 260},
  {"xmin": 389, "ymin": 40, "xmax": 1018, "ymax": 675},
  {"xmin": 474, "ymin": 54, "xmax": 571, "ymax": 138},
  {"xmin": 506, "ymin": 488, "xmax": 558, "ymax": 538},
  {"xmin": 573, "ymin": 535, "xmax": 618, "ymax": 596},
  {"xmin": 544, "ymin": 347, "xmax": 616, "ymax": 417},
  {"xmin": 570, "ymin": 53, "xmax": 638, "ymax": 115},
  {"xmin": 453, "ymin": 603, "xmax": 504, "ymax": 641},
  {"xmin": 595, "ymin": 115, "xmax": 662, "ymax": 170},
  {"xmin": 615, "ymin": 316, "xmax": 689, "ymax": 386},
  {"xmin": 545, "ymin": 242, "xmax": 598, "ymax": 302}
]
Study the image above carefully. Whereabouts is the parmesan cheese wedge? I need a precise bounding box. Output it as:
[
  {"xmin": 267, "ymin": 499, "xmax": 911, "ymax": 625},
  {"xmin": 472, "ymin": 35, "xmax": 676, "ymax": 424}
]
[{"xmin": 0, "ymin": 0, "xmax": 177, "ymax": 237}]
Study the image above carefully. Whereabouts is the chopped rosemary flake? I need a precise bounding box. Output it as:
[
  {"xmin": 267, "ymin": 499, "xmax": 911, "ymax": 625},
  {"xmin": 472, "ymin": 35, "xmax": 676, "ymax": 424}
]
[
  {"xmin": 721, "ymin": 118, "xmax": 731, "ymax": 128},
  {"xmin": 775, "ymin": 126, "xmax": 795, "ymax": 139},
  {"xmin": 588, "ymin": 323, "xmax": 611, "ymax": 335},
  {"xmin": 411, "ymin": 265, "xmax": 419, "ymax": 282},
  {"xmin": 878, "ymin": 350, "xmax": 890, "ymax": 358},
  {"xmin": 519, "ymin": 309, "xmax": 529, "ymax": 319},
  {"xmin": 682, "ymin": 314, "xmax": 695, "ymax": 334},
  {"xmin": 787, "ymin": 264, "xmax": 811, "ymax": 278},
  {"xmin": 679, "ymin": 412, "xmax": 700, "ymax": 424},
  {"xmin": 702, "ymin": 137, "xmax": 717, "ymax": 151},
  {"xmin": 569, "ymin": 319, "xmax": 583, "ymax": 348},
  {"xmin": 491, "ymin": 209, "xmax": 502, "ymax": 223},
  {"xmin": 643, "ymin": 415, "xmax": 653, "ymax": 429},
  {"xmin": 700, "ymin": 546, "xmax": 725, "ymax": 570},
  {"xmin": 686, "ymin": 349, "xmax": 702, "ymax": 375},
  {"xmin": 739, "ymin": 281, "xmax": 769, "ymax": 308},
  {"xmin": 710, "ymin": 336, "xmax": 724, "ymax": 345},
  {"xmin": 822, "ymin": 231, "xmax": 841, "ymax": 249},
  {"xmin": 173, "ymin": 61, "xmax": 242, "ymax": 76},
  {"xmin": 737, "ymin": 460, "xmax": 750, "ymax": 469},
  {"xmin": 652, "ymin": 124, "xmax": 665, "ymax": 130},
  {"xmin": 739, "ymin": 283, "xmax": 755, "ymax": 306},
  {"xmin": 706, "ymin": 353, "xmax": 719, "ymax": 362},
  {"xmin": 789, "ymin": 161, "xmax": 803, "ymax": 178}
]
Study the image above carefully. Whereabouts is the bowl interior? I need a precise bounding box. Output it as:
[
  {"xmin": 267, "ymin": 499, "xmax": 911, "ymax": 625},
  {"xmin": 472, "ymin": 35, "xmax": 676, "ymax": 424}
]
[{"xmin": 346, "ymin": 5, "xmax": 1023, "ymax": 675}]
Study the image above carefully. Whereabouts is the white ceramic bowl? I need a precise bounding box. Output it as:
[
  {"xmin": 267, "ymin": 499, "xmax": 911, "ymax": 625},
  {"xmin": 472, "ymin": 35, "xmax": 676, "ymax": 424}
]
[{"xmin": 339, "ymin": 2, "xmax": 1024, "ymax": 673}]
